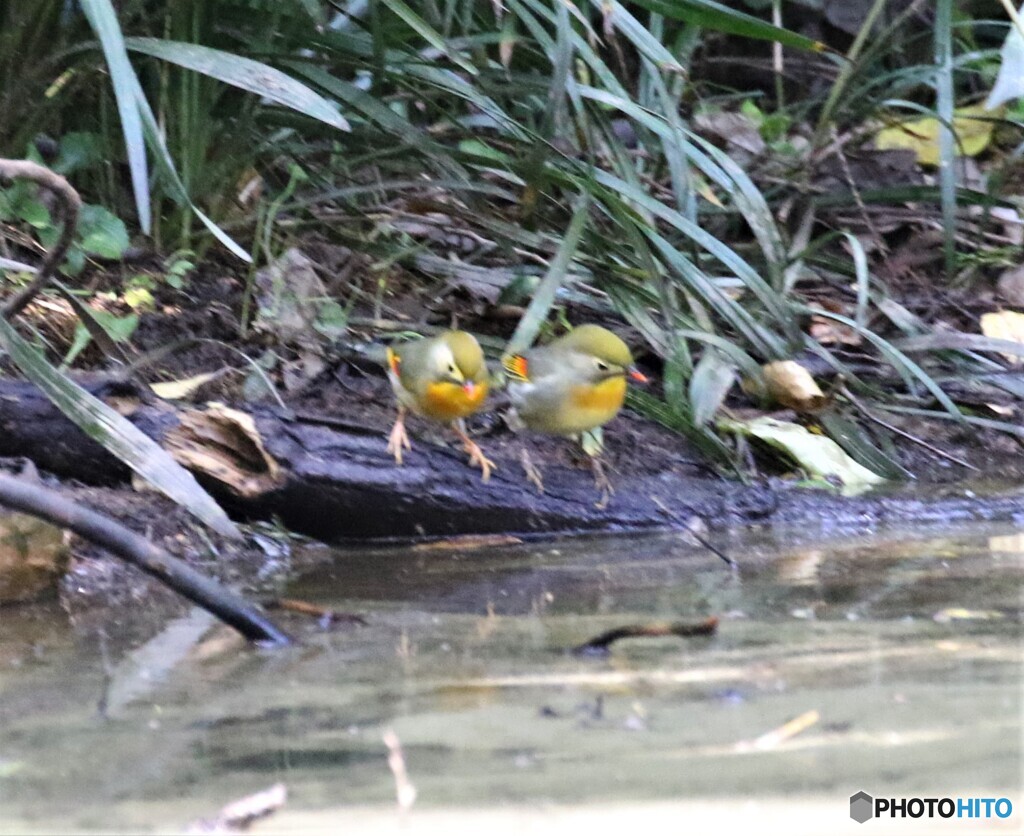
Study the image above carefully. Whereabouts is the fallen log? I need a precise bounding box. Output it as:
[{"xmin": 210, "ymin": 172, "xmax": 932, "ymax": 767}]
[
  {"xmin": 2, "ymin": 378, "xmax": 1023, "ymax": 542},
  {"xmin": 0, "ymin": 377, "xmax": 773, "ymax": 539}
]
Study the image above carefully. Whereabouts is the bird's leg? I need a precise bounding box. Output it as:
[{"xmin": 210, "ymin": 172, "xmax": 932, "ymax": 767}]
[
  {"xmin": 453, "ymin": 419, "xmax": 496, "ymax": 482},
  {"xmin": 518, "ymin": 444, "xmax": 545, "ymax": 494},
  {"xmin": 386, "ymin": 405, "xmax": 412, "ymax": 465},
  {"xmin": 590, "ymin": 454, "xmax": 614, "ymax": 509}
]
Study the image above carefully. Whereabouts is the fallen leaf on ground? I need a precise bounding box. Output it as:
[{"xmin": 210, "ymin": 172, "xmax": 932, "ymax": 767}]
[
  {"xmin": 0, "ymin": 512, "xmax": 69, "ymax": 604},
  {"xmin": 980, "ymin": 310, "xmax": 1024, "ymax": 364},
  {"xmin": 761, "ymin": 360, "xmax": 829, "ymax": 412},
  {"xmin": 186, "ymin": 783, "xmax": 287, "ymax": 834},
  {"xmin": 874, "ymin": 104, "xmax": 1000, "ymax": 166},
  {"xmin": 151, "ymin": 371, "xmax": 224, "ymax": 401},
  {"xmin": 718, "ymin": 416, "xmax": 886, "ymax": 494}
]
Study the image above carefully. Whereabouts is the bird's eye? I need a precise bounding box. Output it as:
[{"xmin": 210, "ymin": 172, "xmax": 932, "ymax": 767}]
[
  {"xmin": 596, "ymin": 360, "xmax": 610, "ymax": 372},
  {"xmin": 448, "ymin": 363, "xmax": 458, "ymax": 375}
]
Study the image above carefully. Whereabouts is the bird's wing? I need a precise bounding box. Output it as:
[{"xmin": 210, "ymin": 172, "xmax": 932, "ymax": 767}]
[
  {"xmin": 502, "ymin": 353, "xmax": 531, "ymax": 382},
  {"xmin": 386, "ymin": 346, "xmax": 401, "ymax": 377}
]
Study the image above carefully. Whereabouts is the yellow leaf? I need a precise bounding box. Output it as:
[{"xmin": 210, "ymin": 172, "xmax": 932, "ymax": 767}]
[
  {"xmin": 874, "ymin": 104, "xmax": 1002, "ymax": 166},
  {"xmin": 761, "ymin": 360, "xmax": 828, "ymax": 413},
  {"xmin": 151, "ymin": 371, "xmax": 222, "ymax": 401},
  {"xmin": 980, "ymin": 310, "xmax": 1024, "ymax": 364}
]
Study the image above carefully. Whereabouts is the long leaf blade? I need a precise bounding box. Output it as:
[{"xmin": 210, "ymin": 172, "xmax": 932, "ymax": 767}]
[
  {"xmin": 125, "ymin": 38, "xmax": 350, "ymax": 131},
  {"xmin": 79, "ymin": 0, "xmax": 151, "ymax": 232}
]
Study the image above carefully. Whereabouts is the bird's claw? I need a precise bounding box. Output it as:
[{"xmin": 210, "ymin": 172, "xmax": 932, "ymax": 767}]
[
  {"xmin": 386, "ymin": 415, "xmax": 412, "ymax": 465},
  {"xmin": 520, "ymin": 447, "xmax": 545, "ymax": 494},
  {"xmin": 591, "ymin": 456, "xmax": 613, "ymax": 509},
  {"xmin": 463, "ymin": 438, "xmax": 496, "ymax": 482}
]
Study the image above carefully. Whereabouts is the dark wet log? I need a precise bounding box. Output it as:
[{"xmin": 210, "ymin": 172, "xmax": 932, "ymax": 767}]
[
  {"xmin": 0, "ymin": 377, "xmax": 772, "ymax": 539},
  {"xmin": 2, "ymin": 378, "xmax": 1024, "ymax": 542}
]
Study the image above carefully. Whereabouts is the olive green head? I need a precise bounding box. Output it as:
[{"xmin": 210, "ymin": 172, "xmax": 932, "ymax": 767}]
[
  {"xmin": 439, "ymin": 330, "xmax": 487, "ymax": 382},
  {"xmin": 553, "ymin": 324, "xmax": 634, "ymax": 369}
]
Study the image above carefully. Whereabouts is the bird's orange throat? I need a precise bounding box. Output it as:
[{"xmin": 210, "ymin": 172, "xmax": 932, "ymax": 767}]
[
  {"xmin": 570, "ymin": 376, "xmax": 627, "ymax": 416},
  {"xmin": 422, "ymin": 380, "xmax": 488, "ymax": 421}
]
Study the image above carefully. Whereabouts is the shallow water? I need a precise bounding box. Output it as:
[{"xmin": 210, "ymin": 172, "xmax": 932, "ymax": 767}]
[{"xmin": 0, "ymin": 521, "xmax": 1021, "ymax": 833}]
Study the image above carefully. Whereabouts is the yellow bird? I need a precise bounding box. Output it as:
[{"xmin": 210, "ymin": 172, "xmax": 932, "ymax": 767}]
[
  {"xmin": 502, "ymin": 324, "xmax": 647, "ymax": 502},
  {"xmin": 386, "ymin": 330, "xmax": 495, "ymax": 481}
]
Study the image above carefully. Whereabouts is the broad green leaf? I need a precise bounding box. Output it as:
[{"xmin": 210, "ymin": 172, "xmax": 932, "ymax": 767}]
[
  {"xmin": 54, "ymin": 132, "xmax": 105, "ymax": 176},
  {"xmin": 689, "ymin": 349, "xmax": 736, "ymax": 427},
  {"xmin": 77, "ymin": 204, "xmax": 129, "ymax": 259},
  {"xmin": 0, "ymin": 319, "xmax": 240, "ymax": 539}
]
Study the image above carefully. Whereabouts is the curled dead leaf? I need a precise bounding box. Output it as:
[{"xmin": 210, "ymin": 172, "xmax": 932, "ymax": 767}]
[
  {"xmin": 761, "ymin": 360, "xmax": 829, "ymax": 413},
  {"xmin": 165, "ymin": 403, "xmax": 282, "ymax": 499}
]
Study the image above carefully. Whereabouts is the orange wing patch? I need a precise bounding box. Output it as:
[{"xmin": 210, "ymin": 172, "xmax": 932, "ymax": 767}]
[
  {"xmin": 502, "ymin": 354, "xmax": 530, "ymax": 382},
  {"xmin": 386, "ymin": 346, "xmax": 401, "ymax": 377}
]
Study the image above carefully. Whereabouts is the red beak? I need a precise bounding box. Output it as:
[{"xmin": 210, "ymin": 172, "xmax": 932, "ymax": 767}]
[
  {"xmin": 462, "ymin": 381, "xmax": 477, "ymax": 397},
  {"xmin": 628, "ymin": 366, "xmax": 649, "ymax": 384}
]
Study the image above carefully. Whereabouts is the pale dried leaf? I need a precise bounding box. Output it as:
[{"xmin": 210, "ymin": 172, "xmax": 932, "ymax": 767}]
[
  {"xmin": 809, "ymin": 315, "xmax": 862, "ymax": 346},
  {"xmin": 762, "ymin": 360, "xmax": 829, "ymax": 412},
  {"xmin": 980, "ymin": 310, "xmax": 1024, "ymax": 364},
  {"xmin": 151, "ymin": 371, "xmax": 223, "ymax": 401}
]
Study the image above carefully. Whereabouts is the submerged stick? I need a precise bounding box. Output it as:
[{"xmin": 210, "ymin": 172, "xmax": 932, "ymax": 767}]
[
  {"xmin": 573, "ymin": 616, "xmax": 719, "ymax": 656},
  {"xmin": 0, "ymin": 473, "xmax": 290, "ymax": 645}
]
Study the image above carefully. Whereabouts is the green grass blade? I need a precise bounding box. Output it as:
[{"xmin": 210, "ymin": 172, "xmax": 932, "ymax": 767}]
[
  {"xmin": 125, "ymin": 38, "xmax": 350, "ymax": 132},
  {"xmin": 802, "ymin": 305, "xmax": 963, "ymax": 419},
  {"xmin": 506, "ymin": 197, "xmax": 589, "ymax": 355},
  {"xmin": 934, "ymin": 0, "xmax": 957, "ymax": 278},
  {"xmin": 79, "ymin": 0, "xmax": 150, "ymax": 233},
  {"xmin": 627, "ymin": 0, "xmax": 827, "ymax": 53}
]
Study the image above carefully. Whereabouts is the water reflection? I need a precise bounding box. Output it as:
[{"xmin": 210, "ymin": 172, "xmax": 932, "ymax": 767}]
[{"xmin": 0, "ymin": 521, "xmax": 1020, "ymax": 832}]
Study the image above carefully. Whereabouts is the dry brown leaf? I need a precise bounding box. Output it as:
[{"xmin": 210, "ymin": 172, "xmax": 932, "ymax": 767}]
[
  {"xmin": 809, "ymin": 315, "xmax": 862, "ymax": 346},
  {"xmin": 164, "ymin": 402, "xmax": 282, "ymax": 498},
  {"xmin": 761, "ymin": 360, "xmax": 829, "ymax": 413},
  {"xmin": 980, "ymin": 310, "xmax": 1024, "ymax": 364}
]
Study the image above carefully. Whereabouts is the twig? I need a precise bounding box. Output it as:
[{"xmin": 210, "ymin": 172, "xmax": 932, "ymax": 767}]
[
  {"xmin": 0, "ymin": 159, "xmax": 82, "ymax": 319},
  {"xmin": 650, "ymin": 495, "xmax": 737, "ymax": 567},
  {"xmin": 573, "ymin": 616, "xmax": 719, "ymax": 656},
  {"xmin": 267, "ymin": 597, "xmax": 368, "ymax": 628},
  {"xmin": 841, "ymin": 384, "xmax": 978, "ymax": 471},
  {"xmin": 382, "ymin": 729, "xmax": 417, "ymax": 811},
  {"xmin": 0, "ymin": 472, "xmax": 290, "ymax": 645}
]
